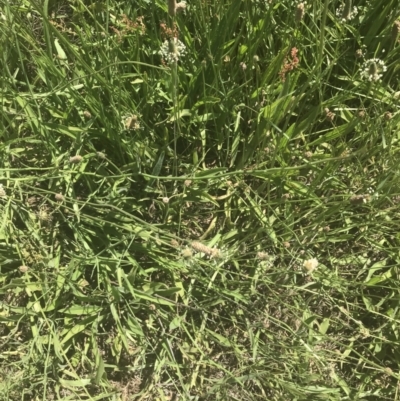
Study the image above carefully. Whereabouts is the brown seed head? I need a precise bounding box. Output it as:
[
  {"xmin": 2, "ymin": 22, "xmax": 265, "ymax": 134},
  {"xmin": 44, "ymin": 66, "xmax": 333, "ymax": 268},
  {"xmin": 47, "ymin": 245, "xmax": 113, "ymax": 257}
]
[
  {"xmin": 257, "ymin": 251, "xmax": 269, "ymax": 260},
  {"xmin": 70, "ymin": 155, "xmax": 83, "ymax": 164},
  {"xmin": 124, "ymin": 115, "xmax": 139, "ymax": 130},
  {"xmin": 170, "ymin": 239, "xmax": 179, "ymax": 248},
  {"xmin": 295, "ymin": 3, "xmax": 305, "ymax": 23},
  {"xmin": 181, "ymin": 248, "xmax": 193, "ymax": 259},
  {"xmin": 210, "ymin": 248, "xmax": 222, "ymax": 259},
  {"xmin": 83, "ymin": 110, "xmax": 92, "ymax": 119},
  {"xmin": 191, "ymin": 241, "xmax": 217, "ymax": 256},
  {"xmin": 326, "ymin": 111, "xmax": 336, "ymax": 121},
  {"xmin": 384, "ymin": 112, "xmax": 393, "ymax": 120},
  {"xmin": 324, "ymin": 108, "xmax": 336, "ymax": 121},
  {"xmin": 355, "ymin": 49, "xmax": 363, "ymax": 58},
  {"xmin": 55, "ymin": 193, "xmax": 64, "ymax": 202},
  {"xmin": 350, "ymin": 194, "xmax": 370, "ymax": 204},
  {"xmin": 392, "ymin": 20, "xmax": 400, "ymax": 42},
  {"xmin": 27, "ymin": 196, "xmax": 39, "ymax": 206},
  {"xmin": 368, "ymin": 61, "xmax": 378, "ymax": 76}
]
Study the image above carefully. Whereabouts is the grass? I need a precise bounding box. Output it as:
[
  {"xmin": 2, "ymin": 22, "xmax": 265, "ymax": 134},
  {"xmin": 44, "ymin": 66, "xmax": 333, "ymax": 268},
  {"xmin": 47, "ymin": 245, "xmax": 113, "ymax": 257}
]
[{"xmin": 0, "ymin": 0, "xmax": 400, "ymax": 399}]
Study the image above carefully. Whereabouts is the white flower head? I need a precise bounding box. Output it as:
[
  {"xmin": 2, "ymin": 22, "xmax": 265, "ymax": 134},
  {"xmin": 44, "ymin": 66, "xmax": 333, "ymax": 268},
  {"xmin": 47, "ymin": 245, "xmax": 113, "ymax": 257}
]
[
  {"xmin": 336, "ymin": 2, "xmax": 358, "ymax": 22},
  {"xmin": 160, "ymin": 37, "xmax": 186, "ymax": 64},
  {"xmin": 360, "ymin": 58, "xmax": 387, "ymax": 82},
  {"xmin": 0, "ymin": 184, "xmax": 6, "ymax": 198},
  {"xmin": 303, "ymin": 258, "xmax": 318, "ymax": 274}
]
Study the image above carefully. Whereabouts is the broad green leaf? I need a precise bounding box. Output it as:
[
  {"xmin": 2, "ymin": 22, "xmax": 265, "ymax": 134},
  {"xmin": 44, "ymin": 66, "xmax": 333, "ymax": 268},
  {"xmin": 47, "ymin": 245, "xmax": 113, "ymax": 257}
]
[
  {"xmin": 60, "ymin": 305, "xmax": 102, "ymax": 315},
  {"xmin": 319, "ymin": 318, "xmax": 330, "ymax": 335},
  {"xmin": 94, "ymin": 355, "xmax": 106, "ymax": 385},
  {"xmin": 59, "ymin": 378, "xmax": 91, "ymax": 387},
  {"xmin": 54, "ymin": 39, "xmax": 67, "ymax": 60},
  {"xmin": 61, "ymin": 324, "xmax": 87, "ymax": 344}
]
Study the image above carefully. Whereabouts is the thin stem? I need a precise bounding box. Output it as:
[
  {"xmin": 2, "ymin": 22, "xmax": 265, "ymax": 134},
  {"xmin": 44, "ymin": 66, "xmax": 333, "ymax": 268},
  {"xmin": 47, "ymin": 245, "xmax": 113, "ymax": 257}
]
[
  {"xmin": 171, "ymin": 60, "xmax": 179, "ymax": 176},
  {"xmin": 317, "ymin": 0, "xmax": 329, "ymax": 72}
]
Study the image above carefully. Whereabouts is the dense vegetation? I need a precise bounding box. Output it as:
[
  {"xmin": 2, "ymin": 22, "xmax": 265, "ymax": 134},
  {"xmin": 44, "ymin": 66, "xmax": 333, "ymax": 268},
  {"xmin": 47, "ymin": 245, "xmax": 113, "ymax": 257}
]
[{"xmin": 0, "ymin": 0, "xmax": 400, "ymax": 399}]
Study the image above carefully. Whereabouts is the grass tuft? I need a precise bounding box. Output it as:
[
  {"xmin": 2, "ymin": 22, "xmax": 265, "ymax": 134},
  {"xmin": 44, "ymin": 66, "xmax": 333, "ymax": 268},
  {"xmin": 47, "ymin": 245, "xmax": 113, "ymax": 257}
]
[{"xmin": 1, "ymin": 0, "xmax": 400, "ymax": 400}]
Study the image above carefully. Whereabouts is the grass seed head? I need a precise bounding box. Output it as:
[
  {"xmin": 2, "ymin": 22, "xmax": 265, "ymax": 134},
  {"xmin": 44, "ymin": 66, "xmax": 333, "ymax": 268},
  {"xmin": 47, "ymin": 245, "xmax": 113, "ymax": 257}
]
[
  {"xmin": 38, "ymin": 206, "xmax": 52, "ymax": 223},
  {"xmin": 124, "ymin": 114, "xmax": 140, "ymax": 130},
  {"xmin": 70, "ymin": 155, "xmax": 83, "ymax": 164},
  {"xmin": 369, "ymin": 62, "xmax": 377, "ymax": 75},
  {"xmin": 83, "ymin": 110, "xmax": 92, "ymax": 119},
  {"xmin": 303, "ymin": 258, "xmax": 318, "ymax": 273},
  {"xmin": 55, "ymin": 193, "xmax": 64, "ymax": 202},
  {"xmin": 295, "ymin": 3, "xmax": 305, "ymax": 23},
  {"xmin": 191, "ymin": 241, "xmax": 220, "ymax": 258},
  {"xmin": 324, "ymin": 108, "xmax": 336, "ymax": 121},
  {"xmin": 160, "ymin": 37, "xmax": 186, "ymax": 64},
  {"xmin": 170, "ymin": 239, "xmax": 179, "ymax": 248},
  {"xmin": 350, "ymin": 194, "xmax": 370, "ymax": 204},
  {"xmin": 384, "ymin": 112, "xmax": 392, "ymax": 120},
  {"xmin": 336, "ymin": 0, "xmax": 358, "ymax": 21},
  {"xmin": 210, "ymin": 248, "xmax": 222, "ymax": 259},
  {"xmin": 361, "ymin": 59, "xmax": 387, "ymax": 82},
  {"xmin": 355, "ymin": 49, "xmax": 364, "ymax": 58},
  {"xmin": 257, "ymin": 251, "xmax": 269, "ymax": 260},
  {"xmin": 0, "ymin": 184, "xmax": 6, "ymax": 198},
  {"xmin": 358, "ymin": 109, "xmax": 366, "ymax": 119},
  {"xmin": 392, "ymin": 20, "xmax": 400, "ymax": 42},
  {"xmin": 181, "ymin": 248, "xmax": 193, "ymax": 259}
]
